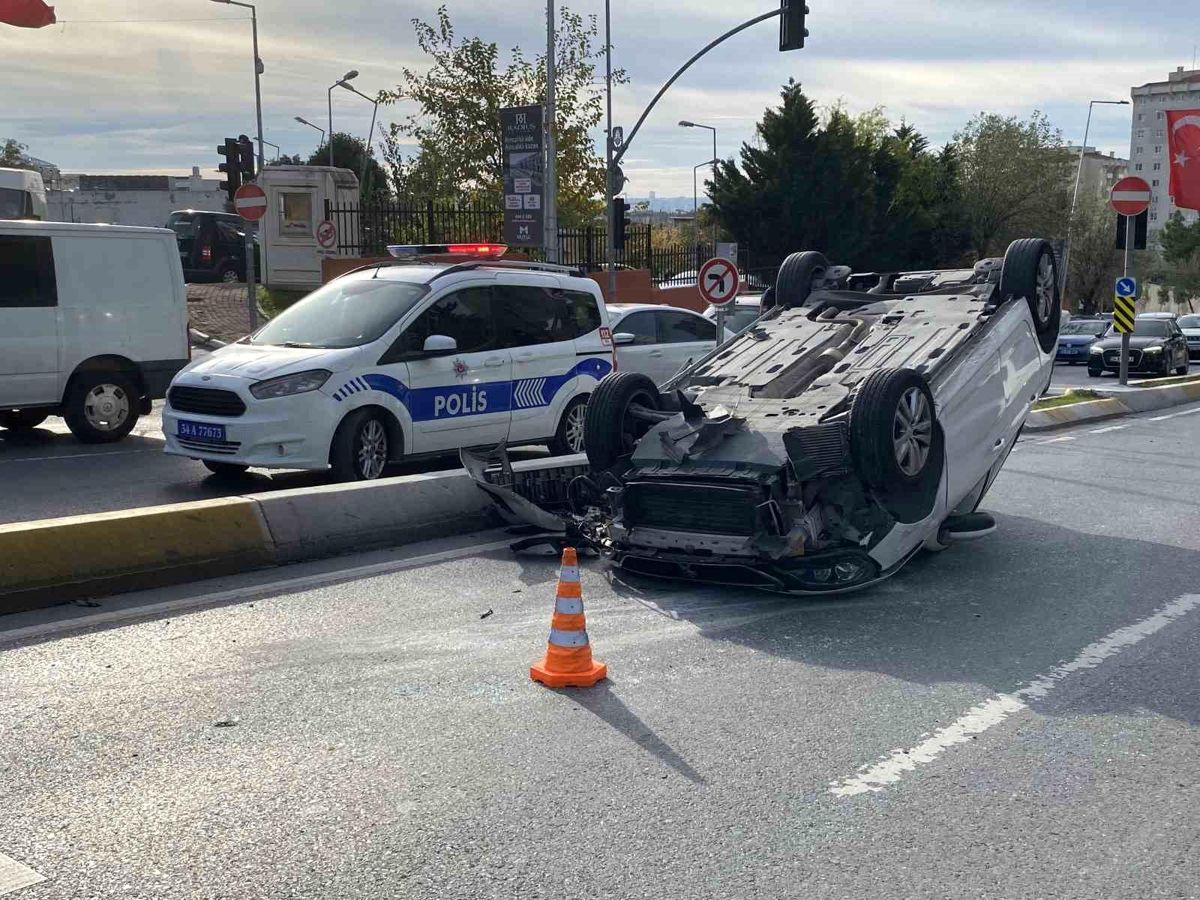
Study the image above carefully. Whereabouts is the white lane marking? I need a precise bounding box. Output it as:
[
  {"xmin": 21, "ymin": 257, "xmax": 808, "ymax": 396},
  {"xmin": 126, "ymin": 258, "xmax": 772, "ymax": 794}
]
[
  {"xmin": 0, "ymin": 538, "xmax": 516, "ymax": 646},
  {"xmin": 0, "ymin": 853, "xmax": 45, "ymax": 895},
  {"xmin": 1089, "ymin": 424, "xmax": 1131, "ymax": 434},
  {"xmin": 830, "ymin": 594, "xmax": 1200, "ymax": 797},
  {"xmin": 0, "ymin": 449, "xmax": 153, "ymax": 464},
  {"xmin": 1149, "ymin": 406, "xmax": 1200, "ymax": 422},
  {"xmin": 1043, "ymin": 436, "xmax": 1076, "ymax": 444}
]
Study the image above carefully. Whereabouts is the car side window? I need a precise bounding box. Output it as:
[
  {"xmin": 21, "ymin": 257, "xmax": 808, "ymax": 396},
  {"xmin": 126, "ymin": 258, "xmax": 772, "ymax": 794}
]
[
  {"xmin": 215, "ymin": 221, "xmax": 241, "ymax": 243},
  {"xmin": 616, "ymin": 311, "xmax": 657, "ymax": 345},
  {"xmin": 0, "ymin": 235, "xmax": 57, "ymax": 308},
  {"xmin": 494, "ymin": 285, "xmax": 573, "ymax": 348},
  {"xmin": 659, "ymin": 310, "xmax": 716, "ymax": 343},
  {"xmin": 395, "ymin": 287, "xmax": 495, "ymax": 356}
]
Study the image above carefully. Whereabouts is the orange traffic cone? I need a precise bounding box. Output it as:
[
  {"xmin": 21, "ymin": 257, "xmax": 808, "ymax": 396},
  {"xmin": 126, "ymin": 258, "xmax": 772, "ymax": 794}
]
[{"xmin": 530, "ymin": 547, "xmax": 607, "ymax": 688}]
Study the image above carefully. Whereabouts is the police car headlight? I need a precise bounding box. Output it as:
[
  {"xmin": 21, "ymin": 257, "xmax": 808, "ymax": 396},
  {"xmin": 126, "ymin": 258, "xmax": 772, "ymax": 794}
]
[{"xmin": 250, "ymin": 369, "xmax": 331, "ymax": 400}]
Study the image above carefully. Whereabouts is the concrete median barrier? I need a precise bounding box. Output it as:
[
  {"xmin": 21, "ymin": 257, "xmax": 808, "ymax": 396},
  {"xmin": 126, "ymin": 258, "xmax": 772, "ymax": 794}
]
[{"xmin": 1026, "ymin": 378, "xmax": 1200, "ymax": 431}]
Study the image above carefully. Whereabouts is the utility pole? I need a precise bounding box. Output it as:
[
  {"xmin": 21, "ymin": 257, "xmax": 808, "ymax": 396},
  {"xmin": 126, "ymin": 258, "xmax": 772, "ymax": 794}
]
[
  {"xmin": 605, "ymin": 0, "xmax": 616, "ymax": 303},
  {"xmin": 544, "ymin": 0, "xmax": 559, "ymax": 263}
]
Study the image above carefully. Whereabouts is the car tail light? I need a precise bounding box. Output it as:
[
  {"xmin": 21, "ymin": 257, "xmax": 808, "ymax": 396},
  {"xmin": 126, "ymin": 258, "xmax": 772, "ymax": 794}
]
[{"xmin": 201, "ymin": 244, "xmax": 212, "ymax": 263}]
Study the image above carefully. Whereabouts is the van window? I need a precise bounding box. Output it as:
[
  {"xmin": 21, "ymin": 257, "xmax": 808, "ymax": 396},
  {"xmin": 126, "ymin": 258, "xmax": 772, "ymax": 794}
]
[
  {"xmin": 494, "ymin": 285, "xmax": 574, "ymax": 347},
  {"xmin": 0, "ymin": 235, "xmax": 57, "ymax": 308},
  {"xmin": 561, "ymin": 289, "xmax": 602, "ymax": 337},
  {"xmin": 251, "ymin": 276, "xmax": 428, "ymax": 349},
  {"xmin": 398, "ymin": 287, "xmax": 495, "ymax": 355},
  {"xmin": 0, "ymin": 189, "xmax": 28, "ymax": 219}
]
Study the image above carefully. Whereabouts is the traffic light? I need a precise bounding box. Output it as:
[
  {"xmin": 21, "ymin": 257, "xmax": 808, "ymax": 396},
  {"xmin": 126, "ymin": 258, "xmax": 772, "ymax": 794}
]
[
  {"xmin": 612, "ymin": 197, "xmax": 630, "ymax": 251},
  {"xmin": 779, "ymin": 0, "xmax": 809, "ymax": 52},
  {"xmin": 237, "ymin": 134, "xmax": 256, "ymax": 180},
  {"xmin": 217, "ymin": 137, "xmax": 241, "ymax": 202}
]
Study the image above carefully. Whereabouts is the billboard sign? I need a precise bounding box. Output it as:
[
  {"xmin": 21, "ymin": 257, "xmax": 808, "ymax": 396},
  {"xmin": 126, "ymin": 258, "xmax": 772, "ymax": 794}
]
[{"xmin": 501, "ymin": 105, "xmax": 544, "ymax": 247}]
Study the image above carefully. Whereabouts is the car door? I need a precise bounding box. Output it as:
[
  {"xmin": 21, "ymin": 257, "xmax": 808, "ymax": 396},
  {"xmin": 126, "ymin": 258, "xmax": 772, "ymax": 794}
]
[
  {"xmin": 612, "ymin": 311, "xmax": 669, "ymax": 384},
  {"xmin": 656, "ymin": 309, "xmax": 719, "ymax": 383},
  {"xmin": 493, "ymin": 277, "xmax": 584, "ymax": 443},
  {"xmin": 385, "ymin": 284, "xmax": 512, "ymax": 454},
  {"xmin": 0, "ymin": 233, "xmax": 60, "ymax": 407}
]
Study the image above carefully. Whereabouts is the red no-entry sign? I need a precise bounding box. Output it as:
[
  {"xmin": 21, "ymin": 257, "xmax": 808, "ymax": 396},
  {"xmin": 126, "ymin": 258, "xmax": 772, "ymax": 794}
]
[
  {"xmin": 1110, "ymin": 176, "xmax": 1152, "ymax": 217},
  {"xmin": 234, "ymin": 183, "xmax": 268, "ymax": 222}
]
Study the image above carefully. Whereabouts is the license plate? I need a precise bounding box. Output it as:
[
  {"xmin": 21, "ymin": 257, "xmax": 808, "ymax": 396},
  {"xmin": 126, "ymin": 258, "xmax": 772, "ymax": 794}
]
[
  {"xmin": 1060, "ymin": 348, "xmax": 1077, "ymax": 355},
  {"xmin": 178, "ymin": 420, "xmax": 226, "ymax": 442}
]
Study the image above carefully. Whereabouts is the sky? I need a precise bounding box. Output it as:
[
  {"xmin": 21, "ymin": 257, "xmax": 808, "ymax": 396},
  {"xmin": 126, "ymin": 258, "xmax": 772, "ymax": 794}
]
[{"xmin": 3, "ymin": 0, "xmax": 1198, "ymax": 198}]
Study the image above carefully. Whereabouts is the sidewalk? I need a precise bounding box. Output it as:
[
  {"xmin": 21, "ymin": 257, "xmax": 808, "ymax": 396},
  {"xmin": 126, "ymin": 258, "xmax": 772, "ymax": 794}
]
[{"xmin": 187, "ymin": 283, "xmax": 255, "ymax": 344}]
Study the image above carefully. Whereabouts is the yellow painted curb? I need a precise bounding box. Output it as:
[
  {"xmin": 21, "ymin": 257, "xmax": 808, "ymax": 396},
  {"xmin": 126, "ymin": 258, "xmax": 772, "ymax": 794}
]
[{"xmin": 0, "ymin": 498, "xmax": 272, "ymax": 595}]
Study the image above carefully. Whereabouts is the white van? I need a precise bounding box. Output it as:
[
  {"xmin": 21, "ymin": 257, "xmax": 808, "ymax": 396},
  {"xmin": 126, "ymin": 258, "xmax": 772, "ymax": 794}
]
[
  {"xmin": 163, "ymin": 248, "xmax": 616, "ymax": 481},
  {"xmin": 0, "ymin": 168, "xmax": 47, "ymax": 221},
  {"xmin": 0, "ymin": 221, "xmax": 190, "ymax": 442}
]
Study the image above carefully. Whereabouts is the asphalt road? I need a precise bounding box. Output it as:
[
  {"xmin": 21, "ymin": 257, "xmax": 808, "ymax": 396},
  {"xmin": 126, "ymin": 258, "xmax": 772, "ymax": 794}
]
[
  {"xmin": 3, "ymin": 402, "xmax": 1200, "ymax": 898},
  {"xmin": 1048, "ymin": 358, "xmax": 1193, "ymax": 393}
]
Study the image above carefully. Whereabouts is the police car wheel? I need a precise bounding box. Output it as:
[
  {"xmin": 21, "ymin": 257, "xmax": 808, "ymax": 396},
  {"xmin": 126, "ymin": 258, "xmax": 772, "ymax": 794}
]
[
  {"xmin": 549, "ymin": 396, "xmax": 589, "ymax": 456},
  {"xmin": 330, "ymin": 409, "xmax": 391, "ymax": 482}
]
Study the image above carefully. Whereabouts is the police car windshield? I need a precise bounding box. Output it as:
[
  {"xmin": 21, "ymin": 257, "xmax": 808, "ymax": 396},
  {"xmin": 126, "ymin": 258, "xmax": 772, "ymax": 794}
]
[{"xmin": 251, "ymin": 276, "xmax": 429, "ymax": 349}]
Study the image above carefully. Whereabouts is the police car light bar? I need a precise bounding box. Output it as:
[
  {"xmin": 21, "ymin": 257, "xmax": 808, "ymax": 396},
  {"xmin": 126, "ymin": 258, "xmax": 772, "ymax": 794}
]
[{"xmin": 387, "ymin": 243, "xmax": 509, "ymax": 259}]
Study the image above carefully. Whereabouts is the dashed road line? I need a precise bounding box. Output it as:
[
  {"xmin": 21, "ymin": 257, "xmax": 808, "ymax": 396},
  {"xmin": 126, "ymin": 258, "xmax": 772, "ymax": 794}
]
[
  {"xmin": 1089, "ymin": 423, "xmax": 1131, "ymax": 434},
  {"xmin": 829, "ymin": 593, "xmax": 1200, "ymax": 797},
  {"xmin": 0, "ymin": 449, "xmax": 153, "ymax": 464},
  {"xmin": 0, "ymin": 853, "xmax": 45, "ymax": 896},
  {"xmin": 1043, "ymin": 436, "xmax": 1076, "ymax": 444}
]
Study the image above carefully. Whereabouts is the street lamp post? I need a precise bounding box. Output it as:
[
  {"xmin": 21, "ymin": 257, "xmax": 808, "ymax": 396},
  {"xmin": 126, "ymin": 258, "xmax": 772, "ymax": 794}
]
[
  {"xmin": 210, "ymin": 0, "xmax": 264, "ymax": 173},
  {"xmin": 261, "ymin": 140, "xmax": 280, "ymax": 163},
  {"xmin": 327, "ymin": 69, "xmax": 359, "ymax": 168},
  {"xmin": 335, "ymin": 80, "xmax": 381, "ymax": 196},
  {"xmin": 1064, "ymin": 99, "xmax": 1130, "ymax": 305},
  {"xmin": 294, "ymin": 116, "xmax": 325, "ymax": 149},
  {"xmin": 680, "ymin": 120, "xmax": 717, "ymax": 247}
]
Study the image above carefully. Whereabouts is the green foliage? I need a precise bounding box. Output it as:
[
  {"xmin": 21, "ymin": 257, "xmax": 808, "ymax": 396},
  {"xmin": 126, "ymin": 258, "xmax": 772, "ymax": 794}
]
[
  {"xmin": 1066, "ymin": 192, "xmax": 1123, "ymax": 315},
  {"xmin": 306, "ymin": 133, "xmax": 390, "ymax": 206},
  {"xmin": 1154, "ymin": 212, "xmax": 1200, "ymax": 308},
  {"xmin": 379, "ymin": 4, "xmax": 622, "ymax": 227},
  {"xmin": 1, "ymin": 138, "xmax": 33, "ymax": 170}
]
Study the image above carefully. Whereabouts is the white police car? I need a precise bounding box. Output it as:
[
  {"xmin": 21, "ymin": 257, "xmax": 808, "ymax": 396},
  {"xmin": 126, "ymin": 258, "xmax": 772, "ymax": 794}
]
[{"xmin": 163, "ymin": 245, "xmax": 615, "ymax": 481}]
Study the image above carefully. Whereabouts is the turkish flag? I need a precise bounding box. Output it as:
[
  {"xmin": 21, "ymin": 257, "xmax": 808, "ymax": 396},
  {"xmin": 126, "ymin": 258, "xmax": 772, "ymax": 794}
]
[
  {"xmin": 1167, "ymin": 109, "xmax": 1200, "ymax": 212},
  {"xmin": 0, "ymin": 0, "xmax": 55, "ymax": 27}
]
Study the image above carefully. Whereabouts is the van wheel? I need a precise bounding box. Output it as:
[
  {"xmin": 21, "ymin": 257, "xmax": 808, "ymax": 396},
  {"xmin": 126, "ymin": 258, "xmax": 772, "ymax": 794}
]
[
  {"xmin": 0, "ymin": 410, "xmax": 49, "ymax": 431},
  {"xmin": 202, "ymin": 461, "xmax": 249, "ymax": 478},
  {"xmin": 330, "ymin": 409, "xmax": 390, "ymax": 482},
  {"xmin": 583, "ymin": 373, "xmax": 661, "ymax": 470},
  {"xmin": 549, "ymin": 396, "xmax": 589, "ymax": 456},
  {"xmin": 63, "ymin": 372, "xmax": 140, "ymax": 443}
]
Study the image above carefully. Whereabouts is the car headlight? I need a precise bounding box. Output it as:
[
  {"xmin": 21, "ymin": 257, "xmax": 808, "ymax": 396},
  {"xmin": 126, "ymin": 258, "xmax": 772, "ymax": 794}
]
[
  {"xmin": 1144, "ymin": 346, "xmax": 1162, "ymax": 354},
  {"xmin": 1089, "ymin": 345, "xmax": 1105, "ymax": 354},
  {"xmin": 250, "ymin": 369, "xmax": 331, "ymax": 400}
]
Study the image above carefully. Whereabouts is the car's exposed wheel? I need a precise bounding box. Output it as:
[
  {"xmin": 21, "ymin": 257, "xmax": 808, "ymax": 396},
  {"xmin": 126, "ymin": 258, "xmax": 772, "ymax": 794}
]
[
  {"xmin": 583, "ymin": 372, "xmax": 661, "ymax": 470},
  {"xmin": 549, "ymin": 395, "xmax": 589, "ymax": 456},
  {"xmin": 218, "ymin": 263, "xmax": 241, "ymax": 284},
  {"xmin": 1088, "ymin": 362, "xmax": 1103, "ymax": 378},
  {"xmin": 850, "ymin": 368, "xmax": 937, "ymax": 489},
  {"xmin": 0, "ymin": 410, "xmax": 50, "ymax": 431},
  {"xmin": 999, "ymin": 238, "xmax": 1061, "ymax": 354},
  {"xmin": 329, "ymin": 409, "xmax": 391, "ymax": 482},
  {"xmin": 774, "ymin": 251, "xmax": 829, "ymax": 309},
  {"xmin": 63, "ymin": 372, "xmax": 140, "ymax": 444},
  {"xmin": 202, "ymin": 460, "xmax": 249, "ymax": 478}
]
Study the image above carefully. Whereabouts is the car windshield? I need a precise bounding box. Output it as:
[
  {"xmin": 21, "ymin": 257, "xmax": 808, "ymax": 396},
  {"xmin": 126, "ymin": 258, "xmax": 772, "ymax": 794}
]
[
  {"xmin": 250, "ymin": 276, "xmax": 430, "ymax": 349},
  {"xmin": 1060, "ymin": 320, "xmax": 1106, "ymax": 336},
  {"xmin": 1110, "ymin": 320, "xmax": 1171, "ymax": 338},
  {"xmin": 1179, "ymin": 315, "xmax": 1200, "ymax": 329}
]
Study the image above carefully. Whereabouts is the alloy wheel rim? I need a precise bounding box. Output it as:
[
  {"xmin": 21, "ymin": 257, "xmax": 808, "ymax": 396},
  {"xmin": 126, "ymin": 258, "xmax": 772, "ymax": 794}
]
[
  {"xmin": 83, "ymin": 384, "xmax": 131, "ymax": 432},
  {"xmin": 1034, "ymin": 254, "xmax": 1055, "ymax": 325},
  {"xmin": 565, "ymin": 403, "xmax": 586, "ymax": 452},
  {"xmin": 357, "ymin": 419, "xmax": 388, "ymax": 479},
  {"xmin": 222, "ymin": 269, "xmax": 239, "ymax": 283},
  {"xmin": 893, "ymin": 387, "xmax": 932, "ymax": 477}
]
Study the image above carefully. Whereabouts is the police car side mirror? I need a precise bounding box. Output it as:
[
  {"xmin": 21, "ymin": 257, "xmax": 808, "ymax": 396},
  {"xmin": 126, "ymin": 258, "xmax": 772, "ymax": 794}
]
[
  {"xmin": 423, "ymin": 334, "xmax": 458, "ymax": 355},
  {"xmin": 613, "ymin": 332, "xmax": 636, "ymax": 346}
]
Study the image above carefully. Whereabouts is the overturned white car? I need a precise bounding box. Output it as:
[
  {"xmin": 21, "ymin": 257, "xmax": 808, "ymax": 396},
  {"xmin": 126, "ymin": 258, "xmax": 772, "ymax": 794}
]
[{"xmin": 468, "ymin": 238, "xmax": 1060, "ymax": 594}]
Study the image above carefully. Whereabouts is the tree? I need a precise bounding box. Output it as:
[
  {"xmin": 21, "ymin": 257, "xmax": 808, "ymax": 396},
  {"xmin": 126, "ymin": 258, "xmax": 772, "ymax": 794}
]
[
  {"xmin": 378, "ymin": 4, "xmax": 622, "ymax": 226},
  {"xmin": 1154, "ymin": 211, "xmax": 1200, "ymax": 311},
  {"xmin": 307, "ymin": 133, "xmax": 390, "ymax": 206},
  {"xmin": 1, "ymin": 138, "xmax": 33, "ymax": 170},
  {"xmin": 1066, "ymin": 192, "xmax": 1123, "ymax": 314},
  {"xmin": 952, "ymin": 112, "xmax": 1072, "ymax": 258},
  {"xmin": 269, "ymin": 153, "xmax": 305, "ymax": 166}
]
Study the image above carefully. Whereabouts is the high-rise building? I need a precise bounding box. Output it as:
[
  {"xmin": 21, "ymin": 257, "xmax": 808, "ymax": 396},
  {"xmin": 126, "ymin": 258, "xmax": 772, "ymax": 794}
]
[
  {"xmin": 1067, "ymin": 146, "xmax": 1128, "ymax": 198},
  {"xmin": 1130, "ymin": 66, "xmax": 1200, "ymax": 238}
]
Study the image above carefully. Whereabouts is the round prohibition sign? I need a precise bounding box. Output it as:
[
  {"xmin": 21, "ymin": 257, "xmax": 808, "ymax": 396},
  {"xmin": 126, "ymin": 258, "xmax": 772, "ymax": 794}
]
[{"xmin": 698, "ymin": 257, "xmax": 740, "ymax": 307}]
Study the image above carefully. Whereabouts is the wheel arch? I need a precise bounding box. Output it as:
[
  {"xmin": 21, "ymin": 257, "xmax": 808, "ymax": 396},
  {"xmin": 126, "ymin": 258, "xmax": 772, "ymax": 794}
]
[
  {"xmin": 64, "ymin": 354, "xmax": 145, "ymax": 403},
  {"xmin": 333, "ymin": 402, "xmax": 406, "ymax": 462}
]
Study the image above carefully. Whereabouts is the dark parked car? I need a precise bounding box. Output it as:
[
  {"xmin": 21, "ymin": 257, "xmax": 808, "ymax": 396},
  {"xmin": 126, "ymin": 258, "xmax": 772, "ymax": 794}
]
[
  {"xmin": 1088, "ymin": 317, "xmax": 1190, "ymax": 377},
  {"xmin": 1056, "ymin": 318, "xmax": 1108, "ymax": 364},
  {"xmin": 167, "ymin": 209, "xmax": 259, "ymax": 284}
]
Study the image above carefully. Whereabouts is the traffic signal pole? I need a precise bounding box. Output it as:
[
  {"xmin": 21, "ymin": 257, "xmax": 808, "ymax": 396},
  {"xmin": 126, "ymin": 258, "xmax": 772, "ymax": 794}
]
[{"xmin": 604, "ymin": 0, "xmax": 616, "ymax": 304}]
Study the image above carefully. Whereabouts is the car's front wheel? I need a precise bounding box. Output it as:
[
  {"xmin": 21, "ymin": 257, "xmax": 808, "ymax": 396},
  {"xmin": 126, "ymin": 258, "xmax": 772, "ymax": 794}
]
[
  {"xmin": 850, "ymin": 368, "xmax": 937, "ymax": 488},
  {"xmin": 1087, "ymin": 362, "xmax": 1104, "ymax": 378},
  {"xmin": 329, "ymin": 409, "xmax": 391, "ymax": 482},
  {"xmin": 0, "ymin": 410, "xmax": 50, "ymax": 431},
  {"xmin": 549, "ymin": 395, "xmax": 588, "ymax": 456},
  {"xmin": 1176, "ymin": 356, "xmax": 1189, "ymax": 376},
  {"xmin": 583, "ymin": 373, "xmax": 661, "ymax": 470}
]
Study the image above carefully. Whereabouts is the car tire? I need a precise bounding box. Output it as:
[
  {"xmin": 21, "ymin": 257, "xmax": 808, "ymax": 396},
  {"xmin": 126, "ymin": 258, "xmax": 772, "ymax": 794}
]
[
  {"xmin": 202, "ymin": 460, "xmax": 249, "ymax": 478},
  {"xmin": 850, "ymin": 368, "xmax": 937, "ymax": 489},
  {"xmin": 999, "ymin": 238, "xmax": 1061, "ymax": 354},
  {"xmin": 218, "ymin": 263, "xmax": 241, "ymax": 284},
  {"xmin": 0, "ymin": 410, "xmax": 50, "ymax": 431},
  {"xmin": 329, "ymin": 409, "xmax": 392, "ymax": 482},
  {"xmin": 1088, "ymin": 363, "xmax": 1103, "ymax": 378},
  {"xmin": 62, "ymin": 371, "xmax": 140, "ymax": 444},
  {"xmin": 774, "ymin": 251, "xmax": 828, "ymax": 309},
  {"xmin": 549, "ymin": 395, "xmax": 589, "ymax": 456},
  {"xmin": 1176, "ymin": 358, "xmax": 1189, "ymax": 376},
  {"xmin": 583, "ymin": 372, "xmax": 661, "ymax": 470}
]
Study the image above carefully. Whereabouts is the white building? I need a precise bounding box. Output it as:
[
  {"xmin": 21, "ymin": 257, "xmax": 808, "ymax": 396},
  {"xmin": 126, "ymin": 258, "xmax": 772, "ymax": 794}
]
[
  {"xmin": 1067, "ymin": 146, "xmax": 1128, "ymax": 198},
  {"xmin": 46, "ymin": 166, "xmax": 227, "ymax": 227},
  {"xmin": 1130, "ymin": 66, "xmax": 1200, "ymax": 237}
]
